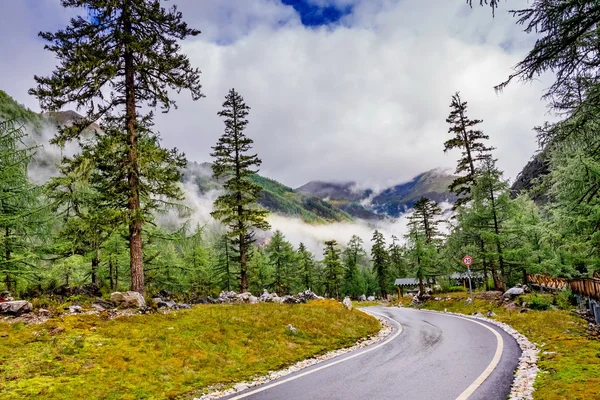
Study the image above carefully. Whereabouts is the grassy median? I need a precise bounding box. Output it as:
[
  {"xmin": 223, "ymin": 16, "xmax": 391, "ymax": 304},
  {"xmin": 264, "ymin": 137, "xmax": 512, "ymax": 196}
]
[
  {"xmin": 407, "ymin": 292, "xmax": 600, "ymax": 400},
  {"xmin": 0, "ymin": 300, "xmax": 380, "ymax": 400}
]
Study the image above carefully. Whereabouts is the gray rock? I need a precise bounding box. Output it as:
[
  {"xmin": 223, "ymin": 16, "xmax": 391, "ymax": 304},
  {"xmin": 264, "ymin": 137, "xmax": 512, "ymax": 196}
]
[
  {"xmin": 157, "ymin": 300, "xmax": 177, "ymax": 308},
  {"xmin": 358, "ymin": 294, "xmax": 367, "ymax": 301},
  {"xmin": 110, "ymin": 291, "xmax": 146, "ymax": 308},
  {"xmin": 91, "ymin": 304, "xmax": 105, "ymax": 312},
  {"xmin": 69, "ymin": 305, "xmax": 83, "ymax": 313},
  {"xmin": 504, "ymin": 287, "xmax": 525, "ymax": 297},
  {"xmin": 177, "ymin": 303, "xmax": 191, "ymax": 309},
  {"xmin": 38, "ymin": 308, "xmax": 50, "ymax": 316},
  {"xmin": 0, "ymin": 300, "xmax": 33, "ymax": 316},
  {"xmin": 367, "ymin": 296, "xmax": 375, "ymax": 301},
  {"xmin": 286, "ymin": 324, "xmax": 298, "ymax": 334},
  {"xmin": 487, "ymin": 311, "xmax": 497, "ymax": 317},
  {"xmin": 249, "ymin": 296, "xmax": 258, "ymax": 304},
  {"xmin": 342, "ymin": 296, "xmax": 353, "ymax": 310},
  {"xmin": 282, "ymin": 295, "xmax": 299, "ymax": 304}
]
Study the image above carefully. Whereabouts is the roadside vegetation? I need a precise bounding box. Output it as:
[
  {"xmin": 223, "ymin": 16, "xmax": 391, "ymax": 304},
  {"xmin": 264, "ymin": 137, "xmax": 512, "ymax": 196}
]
[
  {"xmin": 401, "ymin": 290, "xmax": 600, "ymax": 400},
  {"xmin": 0, "ymin": 300, "xmax": 379, "ymax": 400}
]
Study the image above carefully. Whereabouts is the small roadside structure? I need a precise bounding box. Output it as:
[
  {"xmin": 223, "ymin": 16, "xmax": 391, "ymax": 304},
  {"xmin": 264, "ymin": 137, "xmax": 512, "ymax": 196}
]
[
  {"xmin": 394, "ymin": 278, "xmax": 419, "ymax": 297},
  {"xmin": 450, "ymin": 272, "xmax": 485, "ymax": 289}
]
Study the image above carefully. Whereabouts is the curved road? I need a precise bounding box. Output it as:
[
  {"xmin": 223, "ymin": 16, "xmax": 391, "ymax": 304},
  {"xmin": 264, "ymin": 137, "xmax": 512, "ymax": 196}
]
[{"xmin": 222, "ymin": 306, "xmax": 521, "ymax": 400}]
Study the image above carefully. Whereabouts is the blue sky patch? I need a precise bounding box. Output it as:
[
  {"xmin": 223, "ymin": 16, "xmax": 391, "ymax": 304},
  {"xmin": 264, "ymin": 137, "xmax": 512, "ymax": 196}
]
[{"xmin": 281, "ymin": 0, "xmax": 353, "ymax": 27}]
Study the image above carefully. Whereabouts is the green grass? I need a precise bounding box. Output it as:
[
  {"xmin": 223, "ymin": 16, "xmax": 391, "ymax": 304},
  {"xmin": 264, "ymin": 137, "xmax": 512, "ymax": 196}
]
[
  {"xmin": 0, "ymin": 300, "xmax": 379, "ymax": 400},
  {"xmin": 411, "ymin": 291, "xmax": 600, "ymax": 400}
]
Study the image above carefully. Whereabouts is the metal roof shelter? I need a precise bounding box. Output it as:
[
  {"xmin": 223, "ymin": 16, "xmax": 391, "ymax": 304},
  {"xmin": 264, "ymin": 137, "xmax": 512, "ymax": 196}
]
[{"xmin": 394, "ymin": 278, "xmax": 419, "ymax": 287}]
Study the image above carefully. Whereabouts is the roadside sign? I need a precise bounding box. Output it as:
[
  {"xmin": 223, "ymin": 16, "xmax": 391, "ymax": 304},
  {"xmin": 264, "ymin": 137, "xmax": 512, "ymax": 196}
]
[{"xmin": 462, "ymin": 255, "xmax": 473, "ymax": 266}]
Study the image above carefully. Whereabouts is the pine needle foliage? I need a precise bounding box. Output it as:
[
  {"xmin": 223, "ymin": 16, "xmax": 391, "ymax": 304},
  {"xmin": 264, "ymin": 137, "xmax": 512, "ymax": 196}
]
[{"xmin": 211, "ymin": 88, "xmax": 270, "ymax": 293}]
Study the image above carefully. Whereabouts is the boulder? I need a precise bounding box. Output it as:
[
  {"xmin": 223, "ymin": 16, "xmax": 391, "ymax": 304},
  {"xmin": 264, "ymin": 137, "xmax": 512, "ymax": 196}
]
[
  {"xmin": 342, "ymin": 296, "xmax": 353, "ymax": 310},
  {"xmin": 282, "ymin": 295, "xmax": 299, "ymax": 304},
  {"xmin": 237, "ymin": 292, "xmax": 252, "ymax": 302},
  {"xmin": 68, "ymin": 305, "xmax": 83, "ymax": 314},
  {"xmin": 248, "ymin": 296, "xmax": 258, "ymax": 304},
  {"xmin": 0, "ymin": 300, "xmax": 32, "ymax": 316},
  {"xmin": 504, "ymin": 287, "xmax": 524, "ymax": 298},
  {"xmin": 156, "ymin": 300, "xmax": 177, "ymax": 309},
  {"xmin": 110, "ymin": 291, "xmax": 146, "ymax": 308},
  {"xmin": 358, "ymin": 294, "xmax": 367, "ymax": 302},
  {"xmin": 486, "ymin": 311, "xmax": 497, "ymax": 318},
  {"xmin": 367, "ymin": 296, "xmax": 375, "ymax": 302},
  {"xmin": 177, "ymin": 303, "xmax": 191, "ymax": 310}
]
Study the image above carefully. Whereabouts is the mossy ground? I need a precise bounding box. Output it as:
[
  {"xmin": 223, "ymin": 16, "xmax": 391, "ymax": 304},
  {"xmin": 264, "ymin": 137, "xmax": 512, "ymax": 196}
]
[
  {"xmin": 404, "ymin": 291, "xmax": 600, "ymax": 400},
  {"xmin": 0, "ymin": 300, "xmax": 379, "ymax": 400}
]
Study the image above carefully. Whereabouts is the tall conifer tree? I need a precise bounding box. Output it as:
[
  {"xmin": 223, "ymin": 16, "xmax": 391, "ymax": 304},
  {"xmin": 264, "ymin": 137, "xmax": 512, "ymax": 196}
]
[
  {"xmin": 211, "ymin": 88, "xmax": 270, "ymax": 293},
  {"xmin": 30, "ymin": 0, "xmax": 203, "ymax": 293},
  {"xmin": 371, "ymin": 230, "xmax": 389, "ymax": 297},
  {"xmin": 444, "ymin": 92, "xmax": 493, "ymax": 207}
]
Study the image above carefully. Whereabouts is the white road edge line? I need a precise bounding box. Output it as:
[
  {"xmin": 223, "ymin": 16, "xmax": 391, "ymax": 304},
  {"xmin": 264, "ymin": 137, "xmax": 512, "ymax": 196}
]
[
  {"xmin": 224, "ymin": 309, "xmax": 402, "ymax": 400},
  {"xmin": 416, "ymin": 309, "xmax": 504, "ymax": 400}
]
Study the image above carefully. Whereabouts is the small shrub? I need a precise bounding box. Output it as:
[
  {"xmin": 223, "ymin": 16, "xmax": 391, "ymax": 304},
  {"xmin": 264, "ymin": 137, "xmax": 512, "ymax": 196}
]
[
  {"xmin": 528, "ymin": 294, "xmax": 553, "ymax": 311},
  {"xmin": 554, "ymin": 289, "xmax": 574, "ymax": 310},
  {"xmin": 446, "ymin": 286, "xmax": 467, "ymax": 293}
]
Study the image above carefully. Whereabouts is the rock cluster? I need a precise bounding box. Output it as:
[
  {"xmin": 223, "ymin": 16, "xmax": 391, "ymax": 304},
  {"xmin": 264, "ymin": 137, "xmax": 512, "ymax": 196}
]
[
  {"xmin": 194, "ymin": 314, "xmax": 393, "ymax": 400},
  {"xmin": 213, "ymin": 289, "xmax": 323, "ymax": 305}
]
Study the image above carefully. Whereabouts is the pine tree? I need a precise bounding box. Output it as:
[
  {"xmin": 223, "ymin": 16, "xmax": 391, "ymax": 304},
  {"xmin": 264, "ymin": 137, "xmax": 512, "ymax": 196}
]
[
  {"xmin": 444, "ymin": 92, "xmax": 493, "ymax": 207},
  {"xmin": 248, "ymin": 246, "xmax": 272, "ymax": 295},
  {"xmin": 388, "ymin": 235, "xmax": 408, "ymax": 279},
  {"xmin": 456, "ymin": 158, "xmax": 513, "ymax": 290},
  {"xmin": 211, "ymin": 88, "xmax": 270, "ymax": 293},
  {"xmin": 0, "ymin": 120, "xmax": 44, "ymax": 291},
  {"xmin": 297, "ymin": 242, "xmax": 316, "ymax": 291},
  {"xmin": 342, "ymin": 235, "xmax": 367, "ymax": 298},
  {"xmin": 409, "ymin": 197, "xmax": 443, "ymax": 244},
  {"xmin": 265, "ymin": 230, "xmax": 296, "ymax": 295},
  {"xmin": 214, "ymin": 234, "xmax": 238, "ymax": 292},
  {"xmin": 405, "ymin": 198, "xmax": 442, "ymax": 294},
  {"xmin": 30, "ymin": 0, "xmax": 203, "ymax": 294},
  {"xmin": 323, "ymin": 240, "xmax": 343, "ymax": 299},
  {"xmin": 370, "ymin": 230, "xmax": 389, "ymax": 297}
]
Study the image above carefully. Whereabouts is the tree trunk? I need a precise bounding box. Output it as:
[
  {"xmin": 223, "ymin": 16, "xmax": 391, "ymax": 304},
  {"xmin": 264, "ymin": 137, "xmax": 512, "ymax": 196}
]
[
  {"xmin": 489, "ymin": 183, "xmax": 506, "ymax": 291},
  {"xmin": 109, "ymin": 255, "xmax": 114, "ymax": 290},
  {"xmin": 479, "ymin": 239, "xmax": 490, "ymax": 291},
  {"xmin": 91, "ymin": 246, "xmax": 99, "ymax": 285},
  {"xmin": 239, "ymin": 232, "xmax": 247, "ymax": 293},
  {"xmin": 4, "ymin": 228, "xmax": 11, "ymax": 292},
  {"xmin": 123, "ymin": 2, "xmax": 144, "ymax": 294}
]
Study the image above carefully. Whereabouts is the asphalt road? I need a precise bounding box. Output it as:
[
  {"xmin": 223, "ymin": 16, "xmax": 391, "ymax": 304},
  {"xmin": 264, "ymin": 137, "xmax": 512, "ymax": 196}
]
[{"xmin": 222, "ymin": 306, "xmax": 521, "ymax": 400}]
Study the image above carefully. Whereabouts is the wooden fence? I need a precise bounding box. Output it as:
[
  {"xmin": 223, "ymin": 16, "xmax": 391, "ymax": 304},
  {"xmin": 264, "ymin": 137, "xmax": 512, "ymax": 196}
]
[{"xmin": 527, "ymin": 273, "xmax": 600, "ymax": 301}]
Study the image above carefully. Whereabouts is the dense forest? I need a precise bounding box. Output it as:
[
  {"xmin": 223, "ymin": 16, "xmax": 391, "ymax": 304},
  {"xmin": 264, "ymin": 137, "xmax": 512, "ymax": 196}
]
[{"xmin": 2, "ymin": 0, "xmax": 600, "ymax": 301}]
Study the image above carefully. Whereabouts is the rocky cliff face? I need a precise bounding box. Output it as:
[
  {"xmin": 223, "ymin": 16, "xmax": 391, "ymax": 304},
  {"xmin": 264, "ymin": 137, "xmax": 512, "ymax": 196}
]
[{"xmin": 510, "ymin": 149, "xmax": 552, "ymax": 203}]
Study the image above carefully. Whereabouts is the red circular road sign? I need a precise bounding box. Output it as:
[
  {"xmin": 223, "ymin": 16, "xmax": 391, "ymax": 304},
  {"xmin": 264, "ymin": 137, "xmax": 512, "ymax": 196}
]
[{"xmin": 462, "ymin": 255, "xmax": 473, "ymax": 266}]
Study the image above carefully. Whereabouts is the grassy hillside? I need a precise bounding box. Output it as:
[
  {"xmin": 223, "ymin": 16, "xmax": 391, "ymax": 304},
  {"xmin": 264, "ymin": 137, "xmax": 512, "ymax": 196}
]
[{"xmin": 0, "ymin": 90, "xmax": 44, "ymax": 132}]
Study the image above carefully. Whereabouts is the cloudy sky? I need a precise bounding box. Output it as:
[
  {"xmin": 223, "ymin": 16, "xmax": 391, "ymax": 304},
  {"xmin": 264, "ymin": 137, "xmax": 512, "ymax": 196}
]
[{"xmin": 0, "ymin": 0, "xmax": 554, "ymax": 189}]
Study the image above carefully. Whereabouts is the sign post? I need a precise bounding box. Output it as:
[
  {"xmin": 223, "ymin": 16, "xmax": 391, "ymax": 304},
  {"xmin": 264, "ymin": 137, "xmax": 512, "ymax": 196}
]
[{"xmin": 462, "ymin": 255, "xmax": 474, "ymax": 299}]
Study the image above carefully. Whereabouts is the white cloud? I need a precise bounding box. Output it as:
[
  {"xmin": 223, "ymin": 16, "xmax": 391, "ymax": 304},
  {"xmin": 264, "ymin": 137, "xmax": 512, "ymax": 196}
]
[
  {"xmin": 152, "ymin": 0, "xmax": 554, "ymax": 189},
  {"xmin": 1, "ymin": 0, "xmax": 555, "ymax": 190}
]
